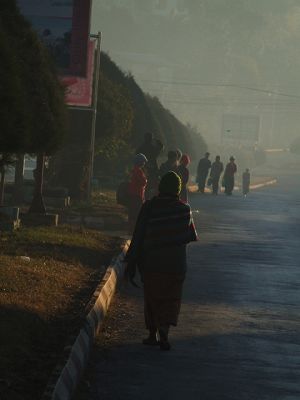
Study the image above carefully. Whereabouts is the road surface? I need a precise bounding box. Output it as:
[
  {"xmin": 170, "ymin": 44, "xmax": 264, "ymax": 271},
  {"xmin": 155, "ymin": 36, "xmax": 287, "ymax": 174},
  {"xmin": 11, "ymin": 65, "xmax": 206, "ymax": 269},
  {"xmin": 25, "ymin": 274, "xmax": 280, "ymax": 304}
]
[{"xmin": 76, "ymin": 152, "xmax": 300, "ymax": 400}]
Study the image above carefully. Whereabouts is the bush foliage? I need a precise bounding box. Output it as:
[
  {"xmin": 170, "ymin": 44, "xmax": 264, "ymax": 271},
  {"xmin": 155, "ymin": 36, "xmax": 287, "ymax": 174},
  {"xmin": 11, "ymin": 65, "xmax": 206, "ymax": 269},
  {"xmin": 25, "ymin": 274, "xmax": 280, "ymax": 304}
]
[{"xmin": 94, "ymin": 53, "xmax": 207, "ymax": 178}]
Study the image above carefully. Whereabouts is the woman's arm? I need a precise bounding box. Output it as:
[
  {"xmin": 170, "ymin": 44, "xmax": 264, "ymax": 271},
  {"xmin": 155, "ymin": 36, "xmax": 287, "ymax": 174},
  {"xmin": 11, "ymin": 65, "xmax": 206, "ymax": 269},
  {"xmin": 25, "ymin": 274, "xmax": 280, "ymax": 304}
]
[{"xmin": 125, "ymin": 200, "xmax": 151, "ymax": 262}]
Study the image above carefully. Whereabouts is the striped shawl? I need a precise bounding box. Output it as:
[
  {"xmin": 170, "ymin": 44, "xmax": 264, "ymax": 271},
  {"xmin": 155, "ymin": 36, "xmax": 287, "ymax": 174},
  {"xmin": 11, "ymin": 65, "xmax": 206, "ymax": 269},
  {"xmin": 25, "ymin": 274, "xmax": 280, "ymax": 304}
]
[
  {"xmin": 126, "ymin": 196, "xmax": 197, "ymax": 263},
  {"xmin": 143, "ymin": 197, "xmax": 197, "ymax": 250}
]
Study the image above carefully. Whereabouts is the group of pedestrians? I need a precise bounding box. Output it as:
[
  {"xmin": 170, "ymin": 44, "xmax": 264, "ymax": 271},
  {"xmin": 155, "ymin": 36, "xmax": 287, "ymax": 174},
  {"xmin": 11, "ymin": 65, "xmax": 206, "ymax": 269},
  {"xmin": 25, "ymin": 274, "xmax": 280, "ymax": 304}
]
[
  {"xmin": 124, "ymin": 134, "xmax": 253, "ymax": 352},
  {"xmin": 127, "ymin": 133, "xmax": 192, "ymax": 232},
  {"xmin": 159, "ymin": 149, "xmax": 191, "ymax": 203},
  {"xmin": 127, "ymin": 144, "xmax": 251, "ymax": 234},
  {"xmin": 197, "ymin": 152, "xmax": 250, "ymax": 196}
]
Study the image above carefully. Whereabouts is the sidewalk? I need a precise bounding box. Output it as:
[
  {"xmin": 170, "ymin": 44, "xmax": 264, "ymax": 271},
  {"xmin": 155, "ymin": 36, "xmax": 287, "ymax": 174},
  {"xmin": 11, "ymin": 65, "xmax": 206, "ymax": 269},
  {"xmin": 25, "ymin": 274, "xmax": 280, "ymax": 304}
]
[{"xmin": 75, "ymin": 283, "xmax": 189, "ymax": 400}]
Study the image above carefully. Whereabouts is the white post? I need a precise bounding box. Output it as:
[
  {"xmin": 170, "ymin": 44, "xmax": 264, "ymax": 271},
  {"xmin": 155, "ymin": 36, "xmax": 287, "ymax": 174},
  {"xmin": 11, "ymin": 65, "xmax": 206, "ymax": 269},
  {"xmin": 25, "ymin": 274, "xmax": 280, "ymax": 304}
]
[{"xmin": 87, "ymin": 32, "xmax": 102, "ymax": 201}]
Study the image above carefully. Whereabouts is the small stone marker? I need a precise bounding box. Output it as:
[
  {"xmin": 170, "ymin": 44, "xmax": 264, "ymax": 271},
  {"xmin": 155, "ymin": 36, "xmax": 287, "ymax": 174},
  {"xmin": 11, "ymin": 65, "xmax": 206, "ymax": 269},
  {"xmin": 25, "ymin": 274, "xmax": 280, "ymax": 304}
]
[{"xmin": 0, "ymin": 207, "xmax": 21, "ymax": 231}]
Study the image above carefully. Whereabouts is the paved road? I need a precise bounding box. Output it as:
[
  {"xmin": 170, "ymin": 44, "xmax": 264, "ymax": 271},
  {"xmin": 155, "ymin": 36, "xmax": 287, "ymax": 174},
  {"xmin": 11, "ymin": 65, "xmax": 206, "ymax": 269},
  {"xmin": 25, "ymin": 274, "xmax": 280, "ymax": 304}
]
[{"xmin": 76, "ymin": 153, "xmax": 300, "ymax": 400}]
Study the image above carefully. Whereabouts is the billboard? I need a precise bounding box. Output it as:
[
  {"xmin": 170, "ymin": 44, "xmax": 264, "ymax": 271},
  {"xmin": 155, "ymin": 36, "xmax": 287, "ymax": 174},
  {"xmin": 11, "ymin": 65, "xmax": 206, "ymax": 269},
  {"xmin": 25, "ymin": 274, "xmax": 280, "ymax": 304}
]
[
  {"xmin": 17, "ymin": 0, "xmax": 92, "ymax": 76},
  {"xmin": 222, "ymin": 114, "xmax": 260, "ymax": 142}
]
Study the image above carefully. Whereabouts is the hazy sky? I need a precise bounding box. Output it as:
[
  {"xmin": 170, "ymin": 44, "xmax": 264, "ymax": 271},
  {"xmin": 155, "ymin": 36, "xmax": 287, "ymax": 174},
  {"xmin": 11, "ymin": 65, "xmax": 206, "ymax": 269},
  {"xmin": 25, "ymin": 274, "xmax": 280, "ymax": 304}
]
[{"xmin": 92, "ymin": 1, "xmax": 300, "ymax": 146}]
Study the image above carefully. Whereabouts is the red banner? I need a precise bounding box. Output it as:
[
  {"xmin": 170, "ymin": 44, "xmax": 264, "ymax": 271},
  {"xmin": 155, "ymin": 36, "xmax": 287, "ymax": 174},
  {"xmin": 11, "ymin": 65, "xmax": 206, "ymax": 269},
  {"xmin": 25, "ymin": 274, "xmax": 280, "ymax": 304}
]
[{"xmin": 61, "ymin": 39, "xmax": 95, "ymax": 107}]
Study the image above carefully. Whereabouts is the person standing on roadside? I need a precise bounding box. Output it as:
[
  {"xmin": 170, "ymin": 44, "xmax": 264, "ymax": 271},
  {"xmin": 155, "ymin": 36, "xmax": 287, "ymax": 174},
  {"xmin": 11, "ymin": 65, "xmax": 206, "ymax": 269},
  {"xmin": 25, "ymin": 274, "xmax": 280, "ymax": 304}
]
[
  {"xmin": 196, "ymin": 152, "xmax": 211, "ymax": 193},
  {"xmin": 128, "ymin": 153, "xmax": 148, "ymax": 233},
  {"xmin": 177, "ymin": 154, "xmax": 190, "ymax": 203},
  {"xmin": 209, "ymin": 155, "xmax": 224, "ymax": 195},
  {"xmin": 125, "ymin": 171, "xmax": 198, "ymax": 351},
  {"xmin": 159, "ymin": 150, "xmax": 178, "ymax": 177},
  {"xmin": 242, "ymin": 168, "xmax": 250, "ymax": 196},
  {"xmin": 136, "ymin": 132, "xmax": 164, "ymax": 200},
  {"xmin": 223, "ymin": 156, "xmax": 237, "ymax": 195}
]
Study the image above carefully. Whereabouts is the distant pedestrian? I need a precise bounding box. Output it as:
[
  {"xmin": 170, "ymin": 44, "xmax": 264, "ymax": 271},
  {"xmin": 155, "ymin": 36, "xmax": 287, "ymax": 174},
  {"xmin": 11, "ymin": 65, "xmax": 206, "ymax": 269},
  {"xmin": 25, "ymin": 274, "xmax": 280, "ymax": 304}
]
[
  {"xmin": 125, "ymin": 171, "xmax": 198, "ymax": 350},
  {"xmin": 242, "ymin": 168, "xmax": 250, "ymax": 196},
  {"xmin": 159, "ymin": 150, "xmax": 178, "ymax": 177},
  {"xmin": 128, "ymin": 153, "xmax": 148, "ymax": 233},
  {"xmin": 197, "ymin": 152, "xmax": 211, "ymax": 193},
  {"xmin": 223, "ymin": 156, "xmax": 237, "ymax": 195},
  {"xmin": 177, "ymin": 154, "xmax": 190, "ymax": 203},
  {"xmin": 137, "ymin": 132, "xmax": 164, "ymax": 199},
  {"xmin": 209, "ymin": 155, "xmax": 224, "ymax": 195}
]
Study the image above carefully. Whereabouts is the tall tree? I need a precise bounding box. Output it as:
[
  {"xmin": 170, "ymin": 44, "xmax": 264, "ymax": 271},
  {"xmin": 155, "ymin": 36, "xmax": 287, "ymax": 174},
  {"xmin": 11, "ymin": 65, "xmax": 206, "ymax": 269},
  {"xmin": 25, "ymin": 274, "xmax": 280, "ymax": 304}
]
[
  {"xmin": 0, "ymin": 12, "xmax": 27, "ymax": 204},
  {"xmin": 0, "ymin": 0, "xmax": 67, "ymax": 212}
]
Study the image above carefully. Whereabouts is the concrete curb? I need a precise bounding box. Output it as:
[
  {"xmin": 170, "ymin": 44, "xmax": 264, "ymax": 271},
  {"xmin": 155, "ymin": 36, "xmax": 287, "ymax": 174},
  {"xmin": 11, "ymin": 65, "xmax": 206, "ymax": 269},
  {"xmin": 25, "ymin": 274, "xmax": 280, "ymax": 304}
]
[
  {"xmin": 248, "ymin": 179, "xmax": 277, "ymax": 190},
  {"xmin": 234, "ymin": 178, "xmax": 278, "ymax": 192},
  {"xmin": 42, "ymin": 240, "xmax": 130, "ymax": 400},
  {"xmin": 188, "ymin": 178, "xmax": 277, "ymax": 194}
]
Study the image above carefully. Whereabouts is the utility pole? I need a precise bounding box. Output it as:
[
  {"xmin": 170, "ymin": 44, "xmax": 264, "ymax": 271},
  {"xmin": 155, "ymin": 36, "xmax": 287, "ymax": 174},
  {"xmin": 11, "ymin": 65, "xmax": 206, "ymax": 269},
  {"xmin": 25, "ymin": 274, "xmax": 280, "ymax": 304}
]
[{"xmin": 87, "ymin": 31, "xmax": 102, "ymax": 202}]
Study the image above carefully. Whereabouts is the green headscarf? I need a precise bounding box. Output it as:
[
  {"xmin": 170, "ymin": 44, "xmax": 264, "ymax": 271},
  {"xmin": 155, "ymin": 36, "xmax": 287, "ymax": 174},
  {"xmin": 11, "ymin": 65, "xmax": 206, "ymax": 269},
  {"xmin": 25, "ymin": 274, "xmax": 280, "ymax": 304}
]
[{"xmin": 159, "ymin": 171, "xmax": 182, "ymax": 196}]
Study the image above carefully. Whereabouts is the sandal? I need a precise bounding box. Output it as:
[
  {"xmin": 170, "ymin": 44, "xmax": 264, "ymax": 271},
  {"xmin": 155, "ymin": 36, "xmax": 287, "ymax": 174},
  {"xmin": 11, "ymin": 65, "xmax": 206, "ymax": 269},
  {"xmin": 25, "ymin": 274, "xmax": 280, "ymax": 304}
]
[
  {"xmin": 158, "ymin": 327, "xmax": 171, "ymax": 351},
  {"xmin": 142, "ymin": 331, "xmax": 159, "ymax": 346}
]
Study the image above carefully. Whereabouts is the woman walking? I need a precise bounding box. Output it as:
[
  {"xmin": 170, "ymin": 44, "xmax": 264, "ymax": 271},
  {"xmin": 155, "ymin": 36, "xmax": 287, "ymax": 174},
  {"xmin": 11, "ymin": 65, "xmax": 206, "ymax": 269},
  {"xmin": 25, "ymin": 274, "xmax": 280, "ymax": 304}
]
[
  {"xmin": 125, "ymin": 171, "xmax": 198, "ymax": 350},
  {"xmin": 127, "ymin": 153, "xmax": 148, "ymax": 234}
]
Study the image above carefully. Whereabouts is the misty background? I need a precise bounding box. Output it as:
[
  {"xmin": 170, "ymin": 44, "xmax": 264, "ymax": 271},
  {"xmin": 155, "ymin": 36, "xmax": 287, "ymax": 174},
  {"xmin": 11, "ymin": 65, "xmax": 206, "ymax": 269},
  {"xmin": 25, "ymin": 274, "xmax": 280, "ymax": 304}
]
[{"xmin": 91, "ymin": 0, "xmax": 300, "ymax": 149}]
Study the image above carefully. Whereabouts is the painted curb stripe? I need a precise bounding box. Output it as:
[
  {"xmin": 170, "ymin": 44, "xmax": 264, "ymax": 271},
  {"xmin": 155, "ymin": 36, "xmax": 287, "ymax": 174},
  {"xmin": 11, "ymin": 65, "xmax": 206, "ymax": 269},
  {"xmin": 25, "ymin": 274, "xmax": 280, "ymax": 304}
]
[
  {"xmin": 61, "ymin": 366, "xmax": 74, "ymax": 394},
  {"xmin": 68, "ymin": 354, "xmax": 81, "ymax": 376}
]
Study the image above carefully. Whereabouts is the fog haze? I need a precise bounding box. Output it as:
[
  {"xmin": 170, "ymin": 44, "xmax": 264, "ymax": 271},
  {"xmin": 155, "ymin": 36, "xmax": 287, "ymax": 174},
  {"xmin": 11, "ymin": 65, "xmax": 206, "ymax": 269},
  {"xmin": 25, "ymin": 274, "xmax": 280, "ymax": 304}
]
[{"xmin": 92, "ymin": 0, "xmax": 300, "ymax": 147}]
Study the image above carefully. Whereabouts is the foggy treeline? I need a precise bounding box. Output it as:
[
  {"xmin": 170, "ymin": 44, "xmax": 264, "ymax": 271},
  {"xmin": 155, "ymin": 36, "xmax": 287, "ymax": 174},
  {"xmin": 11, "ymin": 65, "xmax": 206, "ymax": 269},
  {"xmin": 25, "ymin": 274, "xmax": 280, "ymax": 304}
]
[{"xmin": 92, "ymin": 0, "xmax": 300, "ymax": 147}]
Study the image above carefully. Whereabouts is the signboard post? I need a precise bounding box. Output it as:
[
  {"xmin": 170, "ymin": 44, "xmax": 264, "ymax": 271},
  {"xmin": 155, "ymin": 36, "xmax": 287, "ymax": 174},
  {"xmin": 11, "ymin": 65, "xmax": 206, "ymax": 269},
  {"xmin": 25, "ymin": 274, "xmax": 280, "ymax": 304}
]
[{"xmin": 88, "ymin": 32, "xmax": 101, "ymax": 201}]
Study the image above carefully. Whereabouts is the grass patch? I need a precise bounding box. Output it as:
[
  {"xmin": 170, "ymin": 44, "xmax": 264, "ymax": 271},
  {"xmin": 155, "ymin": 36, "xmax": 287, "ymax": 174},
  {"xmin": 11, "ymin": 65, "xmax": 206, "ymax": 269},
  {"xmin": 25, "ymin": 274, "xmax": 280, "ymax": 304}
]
[
  {"xmin": 0, "ymin": 225, "xmax": 123, "ymax": 400},
  {"xmin": 67, "ymin": 189, "xmax": 127, "ymax": 219}
]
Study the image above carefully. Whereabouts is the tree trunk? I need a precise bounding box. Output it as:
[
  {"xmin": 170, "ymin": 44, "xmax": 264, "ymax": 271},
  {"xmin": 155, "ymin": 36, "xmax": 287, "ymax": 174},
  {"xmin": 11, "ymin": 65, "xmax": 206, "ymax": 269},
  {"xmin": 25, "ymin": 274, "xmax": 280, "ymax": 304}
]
[
  {"xmin": 0, "ymin": 167, "xmax": 5, "ymax": 206},
  {"xmin": 13, "ymin": 154, "xmax": 25, "ymax": 204},
  {"xmin": 28, "ymin": 153, "xmax": 46, "ymax": 214}
]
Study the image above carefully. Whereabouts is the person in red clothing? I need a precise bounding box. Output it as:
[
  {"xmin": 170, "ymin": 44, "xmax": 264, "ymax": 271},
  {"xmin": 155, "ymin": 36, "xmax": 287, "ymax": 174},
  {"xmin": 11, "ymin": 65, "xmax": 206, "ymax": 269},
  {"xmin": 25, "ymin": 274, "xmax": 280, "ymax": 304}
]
[
  {"xmin": 177, "ymin": 154, "xmax": 190, "ymax": 203},
  {"xmin": 128, "ymin": 153, "xmax": 148, "ymax": 233}
]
